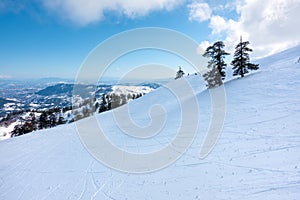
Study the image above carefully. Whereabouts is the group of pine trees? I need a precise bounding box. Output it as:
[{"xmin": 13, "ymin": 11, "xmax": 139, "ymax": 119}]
[
  {"xmin": 10, "ymin": 108, "xmax": 68, "ymax": 137},
  {"xmin": 175, "ymin": 37, "xmax": 259, "ymax": 88},
  {"xmin": 203, "ymin": 37, "xmax": 259, "ymax": 88},
  {"xmin": 98, "ymin": 93, "xmax": 144, "ymax": 113}
]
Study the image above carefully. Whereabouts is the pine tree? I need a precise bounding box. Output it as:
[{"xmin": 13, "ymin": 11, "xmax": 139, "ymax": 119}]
[
  {"xmin": 49, "ymin": 113, "xmax": 57, "ymax": 127},
  {"xmin": 107, "ymin": 95, "xmax": 112, "ymax": 110},
  {"xmin": 231, "ymin": 36, "xmax": 259, "ymax": 78},
  {"xmin": 175, "ymin": 66, "xmax": 185, "ymax": 79},
  {"xmin": 99, "ymin": 94, "xmax": 108, "ymax": 113},
  {"xmin": 57, "ymin": 115, "xmax": 66, "ymax": 125},
  {"xmin": 203, "ymin": 41, "xmax": 229, "ymax": 79},
  {"xmin": 39, "ymin": 111, "xmax": 48, "ymax": 129},
  {"xmin": 29, "ymin": 112, "xmax": 37, "ymax": 131}
]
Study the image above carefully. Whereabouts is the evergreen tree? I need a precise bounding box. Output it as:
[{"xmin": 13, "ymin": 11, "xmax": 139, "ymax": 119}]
[
  {"xmin": 231, "ymin": 36, "xmax": 259, "ymax": 77},
  {"xmin": 11, "ymin": 124, "xmax": 24, "ymax": 137},
  {"xmin": 57, "ymin": 114, "xmax": 66, "ymax": 125},
  {"xmin": 203, "ymin": 41, "xmax": 230, "ymax": 79},
  {"xmin": 107, "ymin": 95, "xmax": 112, "ymax": 110},
  {"xmin": 175, "ymin": 66, "xmax": 185, "ymax": 79},
  {"xmin": 99, "ymin": 94, "xmax": 108, "ymax": 113},
  {"xmin": 127, "ymin": 93, "xmax": 132, "ymax": 101},
  {"xmin": 29, "ymin": 112, "xmax": 37, "ymax": 131},
  {"xmin": 49, "ymin": 113, "xmax": 56, "ymax": 127},
  {"xmin": 39, "ymin": 111, "xmax": 48, "ymax": 129},
  {"xmin": 11, "ymin": 122, "xmax": 35, "ymax": 137}
]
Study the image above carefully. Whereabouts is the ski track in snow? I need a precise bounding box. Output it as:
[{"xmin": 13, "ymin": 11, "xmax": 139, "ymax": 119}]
[{"xmin": 1, "ymin": 46, "xmax": 300, "ymax": 199}]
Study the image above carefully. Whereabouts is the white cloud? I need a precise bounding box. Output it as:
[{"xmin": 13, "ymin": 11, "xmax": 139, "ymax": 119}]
[
  {"xmin": 188, "ymin": 2, "xmax": 211, "ymax": 22},
  {"xmin": 235, "ymin": 0, "xmax": 300, "ymax": 58},
  {"xmin": 203, "ymin": 0, "xmax": 300, "ymax": 58},
  {"xmin": 209, "ymin": 15, "xmax": 228, "ymax": 35},
  {"xmin": 213, "ymin": 1, "xmax": 237, "ymax": 12},
  {"xmin": 42, "ymin": 0, "xmax": 185, "ymax": 25},
  {"xmin": 197, "ymin": 40, "xmax": 211, "ymax": 55}
]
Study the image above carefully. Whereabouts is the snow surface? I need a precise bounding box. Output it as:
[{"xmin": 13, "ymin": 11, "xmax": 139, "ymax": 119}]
[
  {"xmin": 0, "ymin": 46, "xmax": 300, "ymax": 199},
  {"xmin": 111, "ymin": 85, "xmax": 153, "ymax": 95},
  {"xmin": 0, "ymin": 121, "xmax": 18, "ymax": 140}
]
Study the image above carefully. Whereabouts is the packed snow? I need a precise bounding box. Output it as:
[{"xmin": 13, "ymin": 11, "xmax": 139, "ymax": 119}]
[{"xmin": 0, "ymin": 46, "xmax": 300, "ymax": 199}]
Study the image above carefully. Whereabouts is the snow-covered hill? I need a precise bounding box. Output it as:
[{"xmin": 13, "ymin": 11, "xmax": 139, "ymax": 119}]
[
  {"xmin": 111, "ymin": 85, "xmax": 153, "ymax": 96},
  {"xmin": 0, "ymin": 46, "xmax": 300, "ymax": 199}
]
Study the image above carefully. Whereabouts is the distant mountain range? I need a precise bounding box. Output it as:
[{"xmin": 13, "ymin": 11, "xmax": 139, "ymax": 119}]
[
  {"xmin": 0, "ymin": 79, "xmax": 162, "ymax": 117},
  {"xmin": 0, "ymin": 79, "xmax": 161, "ymax": 139}
]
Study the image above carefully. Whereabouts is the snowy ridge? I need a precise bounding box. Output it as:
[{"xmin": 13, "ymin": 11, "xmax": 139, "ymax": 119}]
[
  {"xmin": 111, "ymin": 85, "xmax": 153, "ymax": 95},
  {"xmin": 0, "ymin": 46, "xmax": 300, "ymax": 199}
]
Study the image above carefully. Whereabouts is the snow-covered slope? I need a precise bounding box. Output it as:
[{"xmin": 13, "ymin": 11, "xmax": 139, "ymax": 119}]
[
  {"xmin": 111, "ymin": 85, "xmax": 153, "ymax": 96},
  {"xmin": 1, "ymin": 46, "xmax": 300, "ymax": 199}
]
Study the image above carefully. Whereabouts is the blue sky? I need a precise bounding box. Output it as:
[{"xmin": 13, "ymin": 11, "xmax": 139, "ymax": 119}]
[{"xmin": 0, "ymin": 0, "xmax": 299, "ymax": 80}]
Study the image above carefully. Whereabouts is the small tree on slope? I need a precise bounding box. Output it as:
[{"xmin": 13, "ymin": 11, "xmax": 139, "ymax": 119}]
[
  {"xmin": 175, "ymin": 66, "xmax": 185, "ymax": 80},
  {"xmin": 203, "ymin": 41, "xmax": 230, "ymax": 79},
  {"xmin": 231, "ymin": 36, "xmax": 259, "ymax": 78}
]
